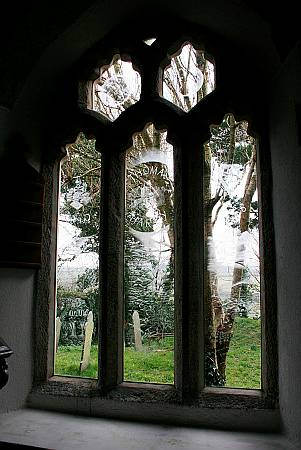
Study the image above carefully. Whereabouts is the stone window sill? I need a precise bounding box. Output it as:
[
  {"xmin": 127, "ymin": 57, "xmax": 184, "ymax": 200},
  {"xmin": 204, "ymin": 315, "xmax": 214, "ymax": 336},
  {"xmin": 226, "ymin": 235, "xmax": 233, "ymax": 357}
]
[
  {"xmin": 27, "ymin": 376, "xmax": 281, "ymax": 433},
  {"xmin": 0, "ymin": 408, "xmax": 291, "ymax": 450}
]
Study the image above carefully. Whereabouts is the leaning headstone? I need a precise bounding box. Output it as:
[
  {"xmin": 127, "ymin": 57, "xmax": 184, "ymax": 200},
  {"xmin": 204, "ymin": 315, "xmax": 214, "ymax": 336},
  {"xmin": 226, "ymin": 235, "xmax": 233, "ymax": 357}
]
[
  {"xmin": 80, "ymin": 311, "xmax": 94, "ymax": 372},
  {"xmin": 133, "ymin": 310, "xmax": 143, "ymax": 352},
  {"xmin": 55, "ymin": 317, "xmax": 62, "ymax": 352}
]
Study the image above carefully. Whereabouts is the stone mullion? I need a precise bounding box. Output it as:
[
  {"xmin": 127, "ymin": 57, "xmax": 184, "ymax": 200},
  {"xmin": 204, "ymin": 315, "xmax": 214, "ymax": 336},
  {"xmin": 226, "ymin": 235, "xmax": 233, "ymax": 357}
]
[
  {"xmin": 98, "ymin": 145, "xmax": 125, "ymax": 392},
  {"xmin": 179, "ymin": 132, "xmax": 204, "ymax": 399}
]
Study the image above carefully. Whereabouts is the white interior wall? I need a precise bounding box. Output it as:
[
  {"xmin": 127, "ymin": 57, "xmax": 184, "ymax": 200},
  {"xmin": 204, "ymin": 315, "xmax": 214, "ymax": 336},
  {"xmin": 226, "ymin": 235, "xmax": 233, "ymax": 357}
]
[
  {"xmin": 270, "ymin": 43, "xmax": 301, "ymax": 448},
  {"xmin": 0, "ymin": 269, "xmax": 35, "ymax": 413}
]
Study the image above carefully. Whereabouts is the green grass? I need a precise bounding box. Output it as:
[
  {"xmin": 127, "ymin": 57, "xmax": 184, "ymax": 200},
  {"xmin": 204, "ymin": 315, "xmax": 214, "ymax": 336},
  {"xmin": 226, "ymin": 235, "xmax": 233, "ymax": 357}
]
[
  {"xmin": 226, "ymin": 317, "xmax": 261, "ymax": 389},
  {"xmin": 55, "ymin": 318, "xmax": 261, "ymax": 388},
  {"xmin": 54, "ymin": 344, "xmax": 98, "ymax": 379},
  {"xmin": 124, "ymin": 336, "xmax": 174, "ymax": 384}
]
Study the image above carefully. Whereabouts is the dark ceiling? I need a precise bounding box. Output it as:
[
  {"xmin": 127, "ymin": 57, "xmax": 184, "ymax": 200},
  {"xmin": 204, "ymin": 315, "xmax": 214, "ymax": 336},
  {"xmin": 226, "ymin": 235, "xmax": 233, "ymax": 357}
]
[
  {"xmin": 0, "ymin": 1, "xmax": 299, "ymax": 109},
  {"xmin": 242, "ymin": 0, "xmax": 299, "ymax": 58}
]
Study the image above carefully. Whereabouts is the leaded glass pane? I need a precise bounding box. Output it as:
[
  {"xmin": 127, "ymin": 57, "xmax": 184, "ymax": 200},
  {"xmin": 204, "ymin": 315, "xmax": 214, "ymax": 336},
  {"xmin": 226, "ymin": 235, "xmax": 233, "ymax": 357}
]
[
  {"xmin": 54, "ymin": 133, "xmax": 100, "ymax": 379},
  {"xmin": 162, "ymin": 43, "xmax": 215, "ymax": 112},
  {"xmin": 92, "ymin": 56, "xmax": 141, "ymax": 121},
  {"xmin": 204, "ymin": 114, "xmax": 261, "ymax": 389},
  {"xmin": 124, "ymin": 123, "xmax": 175, "ymax": 384}
]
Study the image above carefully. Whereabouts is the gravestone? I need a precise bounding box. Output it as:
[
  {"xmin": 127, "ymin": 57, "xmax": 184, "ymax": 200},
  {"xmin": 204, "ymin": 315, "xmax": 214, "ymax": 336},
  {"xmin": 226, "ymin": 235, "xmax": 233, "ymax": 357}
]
[
  {"xmin": 59, "ymin": 298, "xmax": 89, "ymax": 345},
  {"xmin": 55, "ymin": 317, "xmax": 62, "ymax": 352},
  {"xmin": 80, "ymin": 311, "xmax": 94, "ymax": 372},
  {"xmin": 133, "ymin": 310, "xmax": 142, "ymax": 351}
]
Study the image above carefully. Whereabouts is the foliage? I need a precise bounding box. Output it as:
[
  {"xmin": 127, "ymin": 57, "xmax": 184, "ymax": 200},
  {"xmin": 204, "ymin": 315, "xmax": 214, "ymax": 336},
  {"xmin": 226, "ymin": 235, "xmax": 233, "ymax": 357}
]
[
  {"xmin": 56, "ymin": 286, "xmax": 86, "ymax": 345},
  {"xmin": 226, "ymin": 197, "xmax": 259, "ymax": 230},
  {"xmin": 123, "ymin": 124, "xmax": 175, "ymax": 342},
  {"xmin": 58, "ymin": 130, "xmax": 175, "ymax": 348},
  {"xmin": 57, "ymin": 134, "xmax": 101, "ymax": 345},
  {"xmin": 60, "ymin": 134, "xmax": 101, "ymax": 254},
  {"xmin": 205, "ymin": 113, "xmax": 260, "ymax": 385},
  {"xmin": 56, "ymin": 59, "xmax": 261, "ymax": 389},
  {"xmin": 124, "ymin": 233, "xmax": 174, "ymax": 344},
  {"xmin": 209, "ymin": 115, "xmax": 254, "ymax": 165},
  {"xmin": 76, "ymin": 268, "xmax": 99, "ymax": 317},
  {"xmin": 236, "ymin": 275, "xmax": 260, "ymax": 318},
  {"xmin": 56, "ymin": 268, "xmax": 99, "ymax": 345}
]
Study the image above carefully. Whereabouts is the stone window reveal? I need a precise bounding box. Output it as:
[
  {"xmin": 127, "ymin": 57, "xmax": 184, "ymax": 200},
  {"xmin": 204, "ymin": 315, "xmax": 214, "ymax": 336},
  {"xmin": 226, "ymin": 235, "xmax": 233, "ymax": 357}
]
[{"xmin": 36, "ymin": 24, "xmax": 277, "ymax": 420}]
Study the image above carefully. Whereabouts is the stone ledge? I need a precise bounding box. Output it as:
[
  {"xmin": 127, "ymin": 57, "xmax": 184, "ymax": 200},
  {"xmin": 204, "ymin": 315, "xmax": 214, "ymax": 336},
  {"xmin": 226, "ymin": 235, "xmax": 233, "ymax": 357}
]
[{"xmin": 0, "ymin": 408, "xmax": 293, "ymax": 450}]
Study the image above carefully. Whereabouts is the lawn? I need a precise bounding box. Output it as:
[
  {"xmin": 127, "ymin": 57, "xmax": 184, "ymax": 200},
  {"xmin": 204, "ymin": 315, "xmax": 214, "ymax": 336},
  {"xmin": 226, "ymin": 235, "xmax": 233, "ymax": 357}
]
[
  {"xmin": 55, "ymin": 317, "xmax": 261, "ymax": 389},
  {"xmin": 225, "ymin": 317, "xmax": 261, "ymax": 389}
]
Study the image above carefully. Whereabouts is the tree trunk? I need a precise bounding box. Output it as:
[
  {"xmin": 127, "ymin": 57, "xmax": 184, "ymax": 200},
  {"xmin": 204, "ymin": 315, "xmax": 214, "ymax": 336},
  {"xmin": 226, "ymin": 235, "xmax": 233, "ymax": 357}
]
[
  {"xmin": 204, "ymin": 143, "xmax": 224, "ymax": 384},
  {"xmin": 216, "ymin": 147, "xmax": 257, "ymax": 380}
]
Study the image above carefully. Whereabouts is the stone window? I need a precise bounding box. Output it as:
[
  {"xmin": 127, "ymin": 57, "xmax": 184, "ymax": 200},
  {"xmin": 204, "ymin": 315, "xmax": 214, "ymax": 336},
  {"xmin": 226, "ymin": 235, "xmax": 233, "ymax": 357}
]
[{"xmin": 32, "ymin": 21, "xmax": 278, "ymax": 428}]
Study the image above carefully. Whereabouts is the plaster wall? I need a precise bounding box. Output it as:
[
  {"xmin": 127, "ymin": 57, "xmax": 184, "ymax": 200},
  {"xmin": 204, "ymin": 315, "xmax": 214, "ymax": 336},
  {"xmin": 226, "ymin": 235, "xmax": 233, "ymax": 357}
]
[
  {"xmin": 270, "ymin": 44, "xmax": 301, "ymax": 448},
  {"xmin": 0, "ymin": 269, "xmax": 35, "ymax": 413}
]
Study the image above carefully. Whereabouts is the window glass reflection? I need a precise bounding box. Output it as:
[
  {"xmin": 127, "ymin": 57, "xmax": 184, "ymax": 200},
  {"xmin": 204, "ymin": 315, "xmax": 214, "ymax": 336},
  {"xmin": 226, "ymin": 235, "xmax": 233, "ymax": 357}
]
[
  {"xmin": 92, "ymin": 56, "xmax": 141, "ymax": 121},
  {"xmin": 124, "ymin": 123, "xmax": 175, "ymax": 384},
  {"xmin": 204, "ymin": 114, "xmax": 261, "ymax": 389},
  {"xmin": 162, "ymin": 43, "xmax": 215, "ymax": 112},
  {"xmin": 55, "ymin": 133, "xmax": 100, "ymax": 379}
]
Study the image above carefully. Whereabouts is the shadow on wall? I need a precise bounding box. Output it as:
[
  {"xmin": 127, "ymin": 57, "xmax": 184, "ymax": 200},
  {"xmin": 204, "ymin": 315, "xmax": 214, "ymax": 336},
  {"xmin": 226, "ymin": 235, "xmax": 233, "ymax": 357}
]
[{"xmin": 0, "ymin": 134, "xmax": 44, "ymax": 268}]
